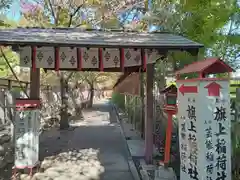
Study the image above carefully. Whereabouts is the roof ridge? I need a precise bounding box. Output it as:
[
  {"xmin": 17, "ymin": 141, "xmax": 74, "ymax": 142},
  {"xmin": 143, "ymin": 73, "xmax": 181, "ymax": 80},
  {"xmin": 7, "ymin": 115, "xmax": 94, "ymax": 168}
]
[{"xmin": 15, "ymin": 27, "xmax": 177, "ymax": 34}]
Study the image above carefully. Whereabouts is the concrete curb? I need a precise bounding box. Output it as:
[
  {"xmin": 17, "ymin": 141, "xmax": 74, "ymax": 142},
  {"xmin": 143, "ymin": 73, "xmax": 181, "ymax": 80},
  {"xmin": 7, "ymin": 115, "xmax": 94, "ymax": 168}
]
[
  {"xmin": 110, "ymin": 103, "xmax": 132, "ymax": 158},
  {"xmin": 111, "ymin": 102, "xmax": 141, "ymax": 180}
]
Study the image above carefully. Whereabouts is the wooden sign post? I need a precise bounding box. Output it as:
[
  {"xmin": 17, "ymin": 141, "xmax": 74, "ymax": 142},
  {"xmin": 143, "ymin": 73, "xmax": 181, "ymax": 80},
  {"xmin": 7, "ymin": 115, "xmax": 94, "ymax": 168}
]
[
  {"xmin": 176, "ymin": 58, "xmax": 233, "ymax": 180},
  {"xmin": 14, "ymin": 99, "xmax": 40, "ymax": 177}
]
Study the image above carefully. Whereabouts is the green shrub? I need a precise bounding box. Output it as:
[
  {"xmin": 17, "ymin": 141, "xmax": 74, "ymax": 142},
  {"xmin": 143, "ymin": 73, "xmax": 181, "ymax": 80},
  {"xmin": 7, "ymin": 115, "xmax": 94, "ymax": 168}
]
[{"xmin": 111, "ymin": 92, "xmax": 125, "ymax": 109}]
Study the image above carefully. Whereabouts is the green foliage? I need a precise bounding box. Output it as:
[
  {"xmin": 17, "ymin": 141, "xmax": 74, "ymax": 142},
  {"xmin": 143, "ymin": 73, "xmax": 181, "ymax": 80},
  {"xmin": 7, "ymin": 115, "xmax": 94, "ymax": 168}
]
[
  {"xmin": 0, "ymin": 17, "xmax": 19, "ymax": 77},
  {"xmin": 0, "ymin": 0, "xmax": 12, "ymax": 10},
  {"xmin": 101, "ymin": 17, "xmax": 121, "ymax": 29},
  {"xmin": 232, "ymin": 121, "xmax": 240, "ymax": 180},
  {"xmin": 0, "ymin": 48, "xmax": 19, "ymax": 77},
  {"xmin": 148, "ymin": 0, "xmax": 240, "ymax": 74},
  {"xmin": 20, "ymin": 0, "xmax": 121, "ymax": 86},
  {"xmin": 230, "ymin": 80, "xmax": 240, "ymax": 98},
  {"xmin": 0, "ymin": 0, "xmax": 19, "ymax": 77},
  {"xmin": 144, "ymin": 1, "xmax": 240, "ymax": 175},
  {"xmin": 22, "ymin": 7, "xmax": 52, "ymax": 27},
  {"xmin": 111, "ymin": 92, "xmax": 125, "ymax": 109}
]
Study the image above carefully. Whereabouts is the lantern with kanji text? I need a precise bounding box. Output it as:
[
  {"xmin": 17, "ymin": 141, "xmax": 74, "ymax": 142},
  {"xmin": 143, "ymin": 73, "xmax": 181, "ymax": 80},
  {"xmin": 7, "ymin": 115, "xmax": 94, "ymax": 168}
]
[
  {"xmin": 159, "ymin": 84, "xmax": 178, "ymax": 167},
  {"xmin": 161, "ymin": 84, "xmax": 177, "ymax": 112}
]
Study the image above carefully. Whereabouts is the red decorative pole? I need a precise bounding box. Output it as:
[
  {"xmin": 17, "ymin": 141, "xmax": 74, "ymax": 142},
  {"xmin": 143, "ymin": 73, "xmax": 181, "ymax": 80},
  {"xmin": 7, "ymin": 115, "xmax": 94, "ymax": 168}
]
[
  {"xmin": 77, "ymin": 48, "xmax": 82, "ymax": 71},
  {"xmin": 160, "ymin": 90, "xmax": 178, "ymax": 166},
  {"xmin": 120, "ymin": 48, "xmax": 125, "ymax": 72},
  {"xmin": 31, "ymin": 46, "xmax": 36, "ymax": 72},
  {"xmin": 55, "ymin": 47, "xmax": 60, "ymax": 71},
  {"xmin": 99, "ymin": 48, "xmax": 104, "ymax": 71},
  {"xmin": 164, "ymin": 110, "xmax": 174, "ymax": 164}
]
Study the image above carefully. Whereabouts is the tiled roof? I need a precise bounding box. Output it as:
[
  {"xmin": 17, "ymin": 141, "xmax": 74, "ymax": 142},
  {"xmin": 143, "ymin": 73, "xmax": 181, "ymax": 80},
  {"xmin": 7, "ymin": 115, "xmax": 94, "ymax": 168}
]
[
  {"xmin": 175, "ymin": 57, "xmax": 234, "ymax": 75},
  {"xmin": 0, "ymin": 28, "xmax": 203, "ymax": 49}
]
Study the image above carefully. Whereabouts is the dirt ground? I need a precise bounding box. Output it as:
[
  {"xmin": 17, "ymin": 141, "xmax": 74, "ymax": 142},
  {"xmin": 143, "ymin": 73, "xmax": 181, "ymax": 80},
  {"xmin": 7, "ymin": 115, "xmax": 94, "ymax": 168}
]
[{"xmin": 1, "ymin": 100, "xmax": 134, "ymax": 180}]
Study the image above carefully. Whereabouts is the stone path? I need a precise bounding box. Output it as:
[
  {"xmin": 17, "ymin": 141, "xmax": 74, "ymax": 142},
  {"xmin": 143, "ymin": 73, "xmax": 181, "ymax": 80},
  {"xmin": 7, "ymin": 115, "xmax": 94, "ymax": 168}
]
[{"xmin": 21, "ymin": 99, "xmax": 134, "ymax": 180}]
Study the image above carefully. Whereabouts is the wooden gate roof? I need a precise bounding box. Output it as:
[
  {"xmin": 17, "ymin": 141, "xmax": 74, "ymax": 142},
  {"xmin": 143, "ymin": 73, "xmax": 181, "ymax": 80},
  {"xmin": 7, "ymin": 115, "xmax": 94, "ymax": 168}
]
[
  {"xmin": 175, "ymin": 57, "xmax": 234, "ymax": 76},
  {"xmin": 0, "ymin": 28, "xmax": 203, "ymax": 49},
  {"xmin": 114, "ymin": 72, "xmax": 140, "ymax": 95}
]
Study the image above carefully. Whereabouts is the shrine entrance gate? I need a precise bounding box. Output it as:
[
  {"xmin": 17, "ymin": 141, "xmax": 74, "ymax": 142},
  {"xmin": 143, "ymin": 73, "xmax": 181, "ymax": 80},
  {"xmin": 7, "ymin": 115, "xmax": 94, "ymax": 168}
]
[{"xmin": 0, "ymin": 27, "xmax": 203, "ymax": 163}]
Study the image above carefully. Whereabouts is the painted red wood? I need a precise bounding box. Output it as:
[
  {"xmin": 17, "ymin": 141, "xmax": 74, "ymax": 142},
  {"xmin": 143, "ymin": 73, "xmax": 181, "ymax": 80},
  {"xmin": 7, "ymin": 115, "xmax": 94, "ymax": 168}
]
[
  {"xmin": 55, "ymin": 47, "xmax": 60, "ymax": 71},
  {"xmin": 178, "ymin": 84, "xmax": 198, "ymax": 96},
  {"xmin": 120, "ymin": 48, "xmax": 124, "ymax": 72},
  {"xmin": 175, "ymin": 57, "xmax": 234, "ymax": 77},
  {"xmin": 77, "ymin": 48, "xmax": 82, "ymax": 71},
  {"xmin": 142, "ymin": 49, "xmax": 147, "ymax": 71},
  {"xmin": 99, "ymin": 48, "xmax": 103, "ymax": 71},
  {"xmin": 204, "ymin": 81, "xmax": 222, "ymax": 97},
  {"xmin": 31, "ymin": 46, "xmax": 36, "ymax": 72}
]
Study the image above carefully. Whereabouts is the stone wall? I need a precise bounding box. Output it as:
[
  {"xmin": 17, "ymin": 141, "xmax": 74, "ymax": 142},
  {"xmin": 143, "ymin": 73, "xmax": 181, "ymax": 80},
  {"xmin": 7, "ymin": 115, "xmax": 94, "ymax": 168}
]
[
  {"xmin": 0, "ymin": 126, "xmax": 14, "ymax": 169},
  {"xmin": 0, "ymin": 88, "xmax": 27, "ymax": 171}
]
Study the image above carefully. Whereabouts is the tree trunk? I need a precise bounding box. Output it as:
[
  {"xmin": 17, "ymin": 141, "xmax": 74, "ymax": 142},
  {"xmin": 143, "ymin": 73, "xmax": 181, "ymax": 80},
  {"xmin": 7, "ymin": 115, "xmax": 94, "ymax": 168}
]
[
  {"xmin": 89, "ymin": 85, "xmax": 94, "ymax": 108},
  {"xmin": 72, "ymin": 87, "xmax": 84, "ymax": 119},
  {"xmin": 75, "ymin": 104, "xmax": 84, "ymax": 118},
  {"xmin": 157, "ymin": 74, "xmax": 167, "ymax": 135},
  {"xmin": 60, "ymin": 73, "xmax": 69, "ymax": 129}
]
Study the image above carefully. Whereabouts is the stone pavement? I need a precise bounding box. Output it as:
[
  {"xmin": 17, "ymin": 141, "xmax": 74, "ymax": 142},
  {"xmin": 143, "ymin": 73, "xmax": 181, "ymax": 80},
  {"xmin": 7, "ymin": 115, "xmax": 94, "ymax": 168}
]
[
  {"xmin": 19, "ymin": 99, "xmax": 135, "ymax": 180},
  {"xmin": 114, "ymin": 105, "xmax": 177, "ymax": 180}
]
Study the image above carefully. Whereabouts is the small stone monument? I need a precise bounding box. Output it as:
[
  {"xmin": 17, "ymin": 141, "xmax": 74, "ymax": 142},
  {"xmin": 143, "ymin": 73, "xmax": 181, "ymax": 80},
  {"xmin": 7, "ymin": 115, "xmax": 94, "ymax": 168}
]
[{"xmin": 154, "ymin": 165, "xmax": 177, "ymax": 180}]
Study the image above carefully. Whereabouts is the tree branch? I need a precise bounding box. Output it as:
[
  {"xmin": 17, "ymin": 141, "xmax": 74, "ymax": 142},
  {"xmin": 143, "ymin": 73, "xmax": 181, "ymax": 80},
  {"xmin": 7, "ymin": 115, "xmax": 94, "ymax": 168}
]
[
  {"xmin": 92, "ymin": 1, "xmax": 143, "ymax": 27},
  {"xmin": 47, "ymin": 0, "xmax": 57, "ymax": 25},
  {"xmin": 119, "ymin": 10, "xmax": 132, "ymax": 28},
  {"xmin": 68, "ymin": 4, "xmax": 84, "ymax": 27},
  {"xmin": 66, "ymin": 72, "xmax": 74, "ymax": 80},
  {"xmin": 58, "ymin": 3, "xmax": 84, "ymax": 81},
  {"xmin": 0, "ymin": 48, "xmax": 29, "ymax": 98}
]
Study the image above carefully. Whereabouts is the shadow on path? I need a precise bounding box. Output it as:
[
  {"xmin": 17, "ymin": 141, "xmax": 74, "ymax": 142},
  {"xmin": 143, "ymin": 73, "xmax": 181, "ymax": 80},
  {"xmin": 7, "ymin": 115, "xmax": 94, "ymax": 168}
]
[{"xmin": 34, "ymin": 100, "xmax": 134, "ymax": 180}]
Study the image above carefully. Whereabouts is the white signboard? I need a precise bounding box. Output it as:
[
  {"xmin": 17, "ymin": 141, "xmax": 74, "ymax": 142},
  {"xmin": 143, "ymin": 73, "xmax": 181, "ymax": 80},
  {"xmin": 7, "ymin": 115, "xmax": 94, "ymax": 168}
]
[
  {"xmin": 15, "ymin": 109, "xmax": 40, "ymax": 168},
  {"xmin": 177, "ymin": 80, "xmax": 231, "ymax": 180}
]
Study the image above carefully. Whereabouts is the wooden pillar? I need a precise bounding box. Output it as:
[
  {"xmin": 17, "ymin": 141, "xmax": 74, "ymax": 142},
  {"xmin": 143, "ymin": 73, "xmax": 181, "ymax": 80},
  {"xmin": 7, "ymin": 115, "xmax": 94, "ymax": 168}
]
[
  {"xmin": 145, "ymin": 63, "xmax": 154, "ymax": 164},
  {"xmin": 30, "ymin": 69, "xmax": 40, "ymax": 99},
  {"xmin": 135, "ymin": 96, "xmax": 138, "ymax": 130},
  {"xmin": 25, "ymin": 82, "xmax": 29, "ymax": 92},
  {"xmin": 133, "ymin": 96, "xmax": 136, "ymax": 129},
  {"xmin": 140, "ymin": 72, "xmax": 145, "ymax": 138},
  {"xmin": 126, "ymin": 95, "xmax": 129, "ymax": 118},
  {"xmin": 6, "ymin": 80, "xmax": 14, "ymax": 142},
  {"xmin": 5, "ymin": 80, "xmax": 12, "ymax": 124},
  {"xmin": 124, "ymin": 94, "xmax": 127, "ymax": 111},
  {"xmin": 130, "ymin": 95, "xmax": 133, "ymax": 125}
]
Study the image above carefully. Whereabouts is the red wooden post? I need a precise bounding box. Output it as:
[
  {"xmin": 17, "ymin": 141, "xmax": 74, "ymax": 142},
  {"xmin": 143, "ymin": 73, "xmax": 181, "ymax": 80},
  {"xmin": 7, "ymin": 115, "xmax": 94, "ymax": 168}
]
[
  {"xmin": 164, "ymin": 111, "xmax": 174, "ymax": 164},
  {"xmin": 30, "ymin": 69, "xmax": 40, "ymax": 99},
  {"xmin": 120, "ymin": 48, "xmax": 125, "ymax": 72},
  {"xmin": 55, "ymin": 47, "xmax": 59, "ymax": 71},
  {"xmin": 99, "ymin": 48, "xmax": 104, "ymax": 71},
  {"xmin": 160, "ymin": 85, "xmax": 178, "ymax": 166},
  {"xmin": 77, "ymin": 48, "xmax": 82, "ymax": 71},
  {"xmin": 31, "ymin": 46, "xmax": 36, "ymax": 72}
]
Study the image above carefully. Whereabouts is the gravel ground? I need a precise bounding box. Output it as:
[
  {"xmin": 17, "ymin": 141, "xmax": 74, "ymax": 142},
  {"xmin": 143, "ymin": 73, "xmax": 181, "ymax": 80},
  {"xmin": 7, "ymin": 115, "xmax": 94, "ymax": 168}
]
[{"xmin": 7, "ymin": 100, "xmax": 134, "ymax": 180}]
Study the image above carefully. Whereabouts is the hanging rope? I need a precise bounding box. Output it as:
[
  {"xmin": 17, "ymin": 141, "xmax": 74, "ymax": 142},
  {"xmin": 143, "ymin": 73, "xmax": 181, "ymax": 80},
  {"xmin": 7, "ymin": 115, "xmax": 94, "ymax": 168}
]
[{"xmin": 0, "ymin": 48, "xmax": 29, "ymax": 98}]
